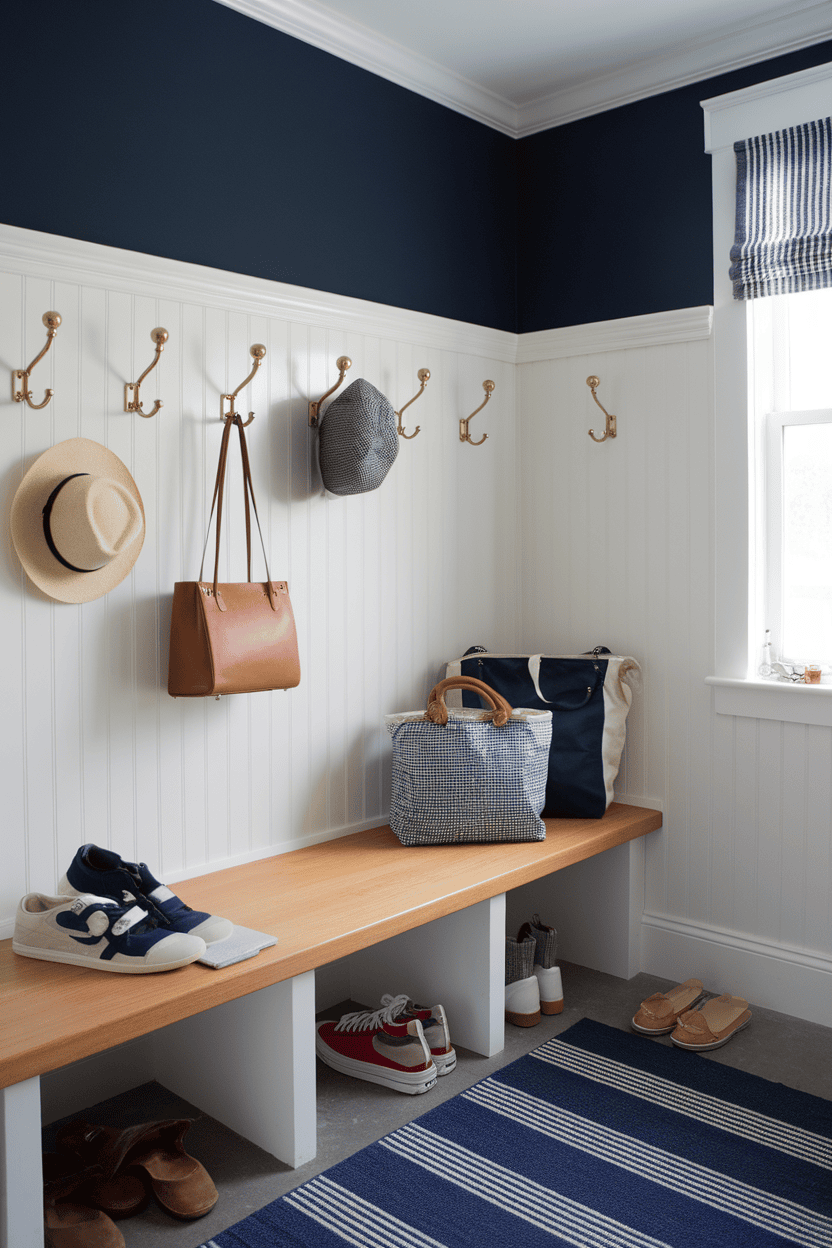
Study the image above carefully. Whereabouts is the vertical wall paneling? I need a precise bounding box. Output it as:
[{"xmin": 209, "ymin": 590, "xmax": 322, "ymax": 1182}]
[
  {"xmin": 1, "ymin": 272, "xmax": 26, "ymax": 900},
  {"xmin": 803, "ymin": 726, "xmax": 832, "ymax": 952},
  {"xmin": 5, "ymin": 223, "xmax": 830, "ymax": 1028},
  {"xmin": 0, "ymin": 227, "xmax": 518, "ymax": 933},
  {"xmin": 709, "ymin": 706, "xmax": 737, "ymax": 931},
  {"xmin": 518, "ymin": 319, "xmax": 832, "ymax": 1027}
]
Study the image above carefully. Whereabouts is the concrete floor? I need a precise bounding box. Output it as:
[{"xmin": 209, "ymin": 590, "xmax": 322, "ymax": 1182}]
[{"xmin": 42, "ymin": 962, "xmax": 832, "ymax": 1247}]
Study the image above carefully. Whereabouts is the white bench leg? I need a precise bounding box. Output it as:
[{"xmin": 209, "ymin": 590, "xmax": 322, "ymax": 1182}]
[
  {"xmin": 348, "ymin": 893, "xmax": 507, "ymax": 1058},
  {"xmin": 149, "ymin": 970, "xmax": 317, "ymax": 1168},
  {"xmin": 505, "ymin": 838, "xmax": 645, "ymax": 979},
  {"xmin": 1, "ymin": 1077, "xmax": 43, "ymax": 1248}
]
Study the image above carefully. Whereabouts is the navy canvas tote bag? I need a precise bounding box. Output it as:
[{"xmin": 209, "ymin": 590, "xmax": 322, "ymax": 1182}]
[{"xmin": 444, "ymin": 649, "xmax": 638, "ymax": 818}]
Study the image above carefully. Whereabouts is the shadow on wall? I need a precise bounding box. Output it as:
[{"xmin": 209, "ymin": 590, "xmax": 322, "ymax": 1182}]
[
  {"xmin": 1, "ymin": 456, "xmax": 32, "ymax": 595},
  {"xmin": 304, "ymin": 723, "xmax": 394, "ymax": 835}
]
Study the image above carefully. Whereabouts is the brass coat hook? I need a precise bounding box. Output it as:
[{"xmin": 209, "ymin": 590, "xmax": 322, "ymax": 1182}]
[
  {"xmin": 124, "ymin": 327, "xmax": 169, "ymax": 418},
  {"xmin": 220, "ymin": 344, "xmax": 266, "ymax": 425},
  {"xmin": 587, "ymin": 375, "xmax": 617, "ymax": 442},
  {"xmin": 12, "ymin": 312, "xmax": 62, "ymax": 409},
  {"xmin": 395, "ymin": 368, "xmax": 430, "ymax": 439},
  {"xmin": 460, "ymin": 380, "xmax": 494, "ymax": 446},
  {"xmin": 309, "ymin": 356, "xmax": 351, "ymax": 427}
]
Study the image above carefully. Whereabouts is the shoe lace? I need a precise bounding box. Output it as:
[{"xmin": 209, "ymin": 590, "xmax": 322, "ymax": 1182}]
[{"xmin": 334, "ymin": 993, "xmax": 411, "ymax": 1033}]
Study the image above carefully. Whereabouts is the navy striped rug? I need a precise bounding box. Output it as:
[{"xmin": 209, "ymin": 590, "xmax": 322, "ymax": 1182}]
[{"xmin": 200, "ymin": 1018, "xmax": 832, "ymax": 1247}]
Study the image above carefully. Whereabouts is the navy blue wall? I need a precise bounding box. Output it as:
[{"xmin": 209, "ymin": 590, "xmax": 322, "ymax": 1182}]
[
  {"xmin": 517, "ymin": 40, "xmax": 832, "ymax": 333},
  {"xmin": 3, "ymin": 0, "xmax": 517, "ymax": 331},
  {"xmin": 4, "ymin": 0, "xmax": 832, "ymax": 333}
]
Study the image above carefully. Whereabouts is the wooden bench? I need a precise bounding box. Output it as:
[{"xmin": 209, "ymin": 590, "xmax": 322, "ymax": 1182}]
[{"xmin": 0, "ymin": 803, "xmax": 661, "ymax": 1247}]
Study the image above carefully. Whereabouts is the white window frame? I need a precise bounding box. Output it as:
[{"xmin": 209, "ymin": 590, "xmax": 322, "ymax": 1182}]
[{"xmin": 701, "ymin": 61, "xmax": 832, "ymax": 724}]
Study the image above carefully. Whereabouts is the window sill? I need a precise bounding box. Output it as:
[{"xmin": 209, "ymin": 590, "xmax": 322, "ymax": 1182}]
[{"xmin": 705, "ymin": 677, "xmax": 832, "ymax": 725}]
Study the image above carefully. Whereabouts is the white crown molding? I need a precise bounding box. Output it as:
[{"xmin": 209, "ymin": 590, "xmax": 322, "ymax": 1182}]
[
  {"xmin": 211, "ymin": 0, "xmax": 518, "ymax": 135},
  {"xmin": 516, "ymin": 1, "xmax": 832, "ymax": 136},
  {"xmin": 0, "ymin": 224, "xmax": 518, "ymax": 363},
  {"xmin": 213, "ymin": 0, "xmax": 832, "ymax": 137},
  {"xmin": 515, "ymin": 307, "xmax": 713, "ymax": 364}
]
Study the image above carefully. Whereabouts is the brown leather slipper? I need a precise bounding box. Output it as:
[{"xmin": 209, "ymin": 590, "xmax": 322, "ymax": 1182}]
[
  {"xmin": 43, "ymin": 1154, "xmax": 126, "ymax": 1248},
  {"xmin": 631, "ymin": 978, "xmax": 705, "ymax": 1034},
  {"xmin": 45, "ymin": 1202, "xmax": 126, "ymax": 1248},
  {"xmin": 55, "ymin": 1123, "xmax": 149, "ymax": 1219},
  {"xmin": 55, "ymin": 1117, "xmax": 217, "ymax": 1220},
  {"xmin": 670, "ymin": 994, "xmax": 752, "ymax": 1051},
  {"xmin": 132, "ymin": 1140, "xmax": 218, "ymax": 1220},
  {"xmin": 81, "ymin": 1169, "xmax": 149, "ymax": 1220}
]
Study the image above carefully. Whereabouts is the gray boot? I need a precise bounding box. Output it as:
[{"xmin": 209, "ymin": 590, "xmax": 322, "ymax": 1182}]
[
  {"xmin": 517, "ymin": 912, "xmax": 557, "ymax": 968},
  {"xmin": 516, "ymin": 914, "xmax": 563, "ymax": 1015},
  {"xmin": 505, "ymin": 935, "xmax": 540, "ymax": 1027}
]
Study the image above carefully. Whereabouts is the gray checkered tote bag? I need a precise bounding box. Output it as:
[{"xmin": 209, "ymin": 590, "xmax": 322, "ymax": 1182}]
[{"xmin": 385, "ymin": 677, "xmax": 552, "ymax": 845}]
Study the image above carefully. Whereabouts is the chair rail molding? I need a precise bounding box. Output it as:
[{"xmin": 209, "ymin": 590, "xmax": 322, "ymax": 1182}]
[
  {"xmin": 0, "ymin": 225, "xmax": 518, "ymax": 364},
  {"xmin": 515, "ymin": 307, "xmax": 713, "ymax": 364}
]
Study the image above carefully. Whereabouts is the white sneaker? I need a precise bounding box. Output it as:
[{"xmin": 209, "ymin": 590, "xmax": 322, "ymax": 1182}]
[
  {"xmin": 534, "ymin": 965, "xmax": 564, "ymax": 1014},
  {"xmin": 13, "ymin": 893, "xmax": 206, "ymax": 973},
  {"xmin": 58, "ymin": 843, "xmax": 233, "ymax": 945},
  {"xmin": 505, "ymin": 974, "xmax": 541, "ymax": 1027}
]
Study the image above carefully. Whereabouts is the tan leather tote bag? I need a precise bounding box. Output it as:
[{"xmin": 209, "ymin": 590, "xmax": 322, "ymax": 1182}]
[{"xmin": 168, "ymin": 413, "xmax": 300, "ymax": 698}]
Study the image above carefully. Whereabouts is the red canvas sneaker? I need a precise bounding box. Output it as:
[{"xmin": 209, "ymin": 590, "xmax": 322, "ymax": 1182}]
[
  {"xmin": 316, "ymin": 996, "xmax": 437, "ymax": 1094},
  {"xmin": 381, "ymin": 995, "xmax": 457, "ymax": 1075}
]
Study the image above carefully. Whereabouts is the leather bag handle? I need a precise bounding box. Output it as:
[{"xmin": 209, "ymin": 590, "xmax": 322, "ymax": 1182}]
[
  {"xmin": 198, "ymin": 414, "xmax": 278, "ymax": 612},
  {"xmin": 426, "ymin": 676, "xmax": 513, "ymax": 727}
]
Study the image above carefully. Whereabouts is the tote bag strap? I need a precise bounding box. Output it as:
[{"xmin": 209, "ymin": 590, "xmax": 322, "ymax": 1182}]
[
  {"xmin": 198, "ymin": 414, "xmax": 277, "ymax": 612},
  {"xmin": 236, "ymin": 415, "xmax": 277, "ymax": 608},
  {"xmin": 527, "ymin": 655, "xmax": 605, "ymax": 710}
]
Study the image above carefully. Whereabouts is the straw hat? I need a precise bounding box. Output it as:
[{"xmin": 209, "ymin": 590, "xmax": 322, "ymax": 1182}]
[{"xmin": 10, "ymin": 438, "xmax": 145, "ymax": 603}]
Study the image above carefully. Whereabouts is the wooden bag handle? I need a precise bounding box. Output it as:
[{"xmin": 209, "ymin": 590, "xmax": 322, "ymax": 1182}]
[{"xmin": 426, "ymin": 676, "xmax": 514, "ymax": 727}]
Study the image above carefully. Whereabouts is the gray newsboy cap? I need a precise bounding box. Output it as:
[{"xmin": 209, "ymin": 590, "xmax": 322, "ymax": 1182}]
[{"xmin": 318, "ymin": 378, "xmax": 399, "ymax": 496}]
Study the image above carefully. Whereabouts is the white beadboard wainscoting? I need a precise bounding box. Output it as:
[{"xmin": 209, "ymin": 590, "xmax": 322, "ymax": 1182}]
[
  {"xmin": 517, "ymin": 323, "xmax": 832, "ymax": 1028},
  {"xmin": 0, "ymin": 225, "xmax": 519, "ymax": 938},
  {"xmin": 2, "ymin": 222, "xmax": 831, "ymax": 1030}
]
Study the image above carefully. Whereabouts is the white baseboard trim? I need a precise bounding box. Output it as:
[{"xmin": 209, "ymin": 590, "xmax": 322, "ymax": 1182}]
[
  {"xmin": 613, "ymin": 793, "xmax": 664, "ymax": 814},
  {"xmin": 160, "ymin": 814, "xmax": 389, "ymax": 885},
  {"xmin": 0, "ymin": 816, "xmax": 390, "ymax": 939},
  {"xmin": 641, "ymin": 911, "xmax": 832, "ymax": 1029}
]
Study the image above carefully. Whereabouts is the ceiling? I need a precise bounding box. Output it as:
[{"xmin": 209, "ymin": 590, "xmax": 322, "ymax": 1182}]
[{"xmin": 217, "ymin": 0, "xmax": 832, "ymax": 134}]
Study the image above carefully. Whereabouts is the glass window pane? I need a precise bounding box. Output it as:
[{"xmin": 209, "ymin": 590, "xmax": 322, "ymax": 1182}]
[
  {"xmin": 782, "ymin": 422, "xmax": 832, "ymax": 663},
  {"xmin": 784, "ymin": 290, "xmax": 832, "ymax": 410}
]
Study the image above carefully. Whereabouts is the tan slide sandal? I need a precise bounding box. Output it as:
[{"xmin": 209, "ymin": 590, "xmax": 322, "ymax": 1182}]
[
  {"xmin": 670, "ymin": 994, "xmax": 752, "ymax": 1051},
  {"xmin": 631, "ymin": 978, "xmax": 705, "ymax": 1034}
]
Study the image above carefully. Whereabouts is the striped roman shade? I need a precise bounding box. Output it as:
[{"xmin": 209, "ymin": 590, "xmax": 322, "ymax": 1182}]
[{"xmin": 730, "ymin": 116, "xmax": 832, "ymax": 300}]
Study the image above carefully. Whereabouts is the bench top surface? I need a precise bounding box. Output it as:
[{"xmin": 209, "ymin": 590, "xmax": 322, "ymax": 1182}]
[{"xmin": 0, "ymin": 803, "xmax": 661, "ymax": 1088}]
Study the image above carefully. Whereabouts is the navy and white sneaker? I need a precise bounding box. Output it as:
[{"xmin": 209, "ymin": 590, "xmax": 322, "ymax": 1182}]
[
  {"xmin": 13, "ymin": 893, "xmax": 206, "ymax": 973},
  {"xmin": 58, "ymin": 844, "xmax": 233, "ymax": 945}
]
